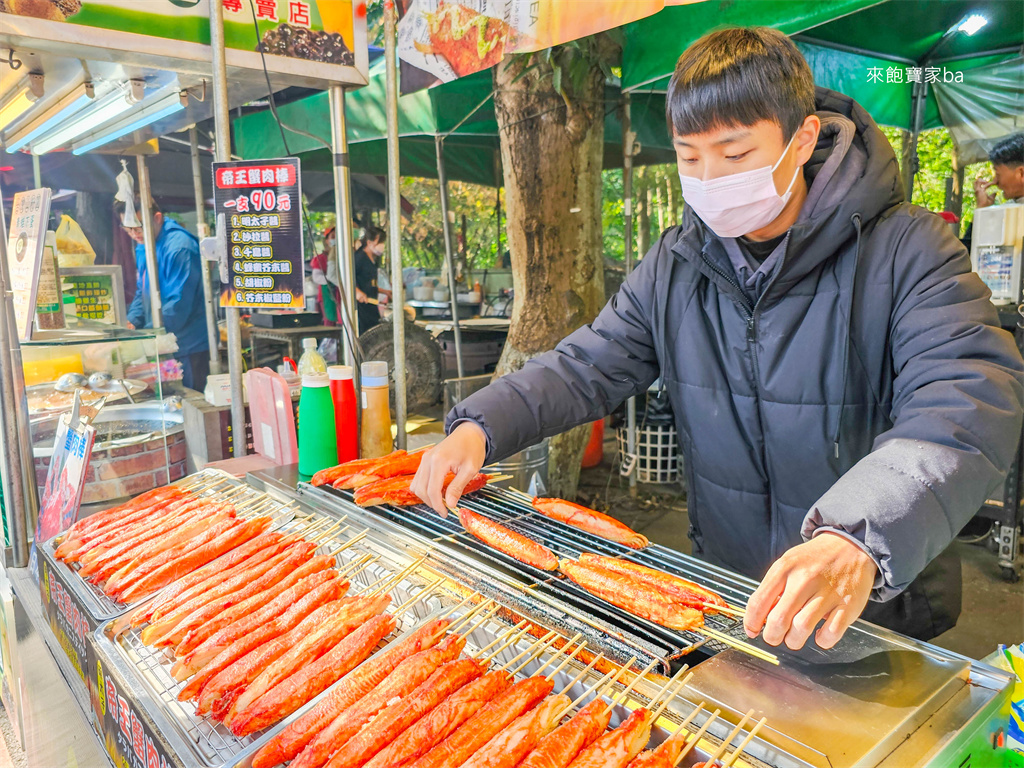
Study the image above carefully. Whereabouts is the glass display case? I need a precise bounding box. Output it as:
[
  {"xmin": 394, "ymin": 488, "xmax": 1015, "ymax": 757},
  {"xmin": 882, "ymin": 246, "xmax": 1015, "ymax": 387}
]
[{"xmin": 19, "ymin": 318, "xmax": 186, "ymax": 510}]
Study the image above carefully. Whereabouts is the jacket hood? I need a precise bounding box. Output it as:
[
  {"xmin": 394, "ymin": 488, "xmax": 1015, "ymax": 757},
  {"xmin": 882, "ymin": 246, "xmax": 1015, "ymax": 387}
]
[{"xmin": 677, "ymin": 87, "xmax": 905, "ymax": 290}]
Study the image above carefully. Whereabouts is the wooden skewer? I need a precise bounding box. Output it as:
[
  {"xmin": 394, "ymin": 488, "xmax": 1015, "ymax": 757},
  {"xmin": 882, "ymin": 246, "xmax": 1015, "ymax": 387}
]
[
  {"xmin": 495, "ymin": 630, "xmax": 554, "ymax": 672},
  {"xmin": 510, "ymin": 631, "xmax": 561, "ymax": 677},
  {"xmin": 367, "ymin": 555, "xmax": 428, "ymax": 596},
  {"xmin": 650, "ymin": 670, "xmax": 694, "ymax": 722},
  {"xmin": 673, "ymin": 709, "xmax": 721, "ymax": 767},
  {"xmin": 445, "ymin": 596, "xmax": 492, "ymax": 633},
  {"xmin": 311, "ymin": 519, "xmax": 347, "ymax": 543},
  {"xmin": 454, "ymin": 604, "xmax": 500, "ymax": 639},
  {"xmin": 719, "ymin": 716, "xmax": 767, "ymax": 768},
  {"xmin": 480, "ymin": 624, "xmax": 531, "ymax": 664},
  {"xmin": 660, "ymin": 699, "xmax": 707, "ymax": 749},
  {"xmin": 693, "ymin": 710, "xmax": 754, "ymax": 768},
  {"xmin": 393, "ymin": 577, "xmax": 445, "ymax": 614},
  {"xmin": 313, "ymin": 522, "xmax": 351, "ymax": 544},
  {"xmin": 337, "ymin": 553, "xmax": 375, "ymax": 577},
  {"xmin": 710, "ymin": 604, "xmax": 745, "ymax": 618},
  {"xmin": 475, "ymin": 621, "xmax": 529, "ymax": 661},
  {"xmin": 558, "ymin": 662, "xmax": 615, "ymax": 717},
  {"xmin": 556, "ymin": 650, "xmax": 601, "ymax": 694},
  {"xmin": 603, "ymin": 657, "xmax": 661, "ymax": 716},
  {"xmin": 506, "ymin": 487, "xmax": 535, "ymax": 501},
  {"xmin": 643, "ymin": 666, "xmax": 690, "ymax": 719},
  {"xmin": 589, "ymin": 656, "xmax": 638, "ymax": 706},
  {"xmin": 543, "ymin": 636, "xmax": 587, "ymax": 681},
  {"xmin": 700, "ymin": 627, "xmax": 778, "ymax": 665},
  {"xmin": 329, "ymin": 528, "xmax": 369, "ymax": 551}
]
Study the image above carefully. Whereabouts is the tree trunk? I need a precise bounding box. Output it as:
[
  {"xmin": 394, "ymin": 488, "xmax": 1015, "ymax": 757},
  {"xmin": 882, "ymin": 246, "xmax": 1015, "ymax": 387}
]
[
  {"xmin": 638, "ymin": 173, "xmax": 652, "ymax": 257},
  {"xmin": 665, "ymin": 173, "xmax": 677, "ymax": 228},
  {"xmin": 493, "ymin": 44, "xmax": 609, "ymax": 500}
]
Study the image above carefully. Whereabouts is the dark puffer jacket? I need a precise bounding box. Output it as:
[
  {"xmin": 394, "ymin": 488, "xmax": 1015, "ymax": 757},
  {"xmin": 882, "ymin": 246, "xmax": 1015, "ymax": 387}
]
[{"xmin": 449, "ymin": 88, "xmax": 1024, "ymax": 639}]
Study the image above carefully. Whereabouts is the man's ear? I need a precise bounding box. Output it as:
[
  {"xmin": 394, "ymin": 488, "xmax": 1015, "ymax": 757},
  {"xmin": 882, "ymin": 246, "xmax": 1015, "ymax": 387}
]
[
  {"xmin": 795, "ymin": 114, "xmax": 821, "ymax": 166},
  {"xmin": 153, "ymin": 211, "xmax": 163, "ymax": 228}
]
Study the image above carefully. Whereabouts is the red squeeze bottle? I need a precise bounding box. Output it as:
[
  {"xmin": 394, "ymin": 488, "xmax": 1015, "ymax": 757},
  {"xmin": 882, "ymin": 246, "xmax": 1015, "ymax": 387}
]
[{"xmin": 327, "ymin": 365, "xmax": 358, "ymax": 462}]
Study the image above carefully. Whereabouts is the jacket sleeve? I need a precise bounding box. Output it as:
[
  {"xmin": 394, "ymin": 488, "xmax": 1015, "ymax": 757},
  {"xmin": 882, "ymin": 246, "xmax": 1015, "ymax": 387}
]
[
  {"xmin": 126, "ymin": 246, "xmax": 145, "ymax": 328},
  {"xmin": 446, "ymin": 239, "xmax": 664, "ymax": 464},
  {"xmin": 159, "ymin": 239, "xmax": 202, "ymax": 337},
  {"xmin": 803, "ymin": 211, "xmax": 1024, "ymax": 601}
]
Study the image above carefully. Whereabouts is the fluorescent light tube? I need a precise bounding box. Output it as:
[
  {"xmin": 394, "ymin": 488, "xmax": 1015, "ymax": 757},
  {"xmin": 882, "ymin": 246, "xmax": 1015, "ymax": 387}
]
[
  {"xmin": 31, "ymin": 89, "xmax": 137, "ymax": 154},
  {"xmin": 4, "ymin": 82, "xmax": 94, "ymax": 154},
  {"xmin": 957, "ymin": 14, "xmax": 988, "ymax": 35},
  {"xmin": 0, "ymin": 89, "xmax": 37, "ymax": 129},
  {"xmin": 72, "ymin": 89, "xmax": 186, "ymax": 155}
]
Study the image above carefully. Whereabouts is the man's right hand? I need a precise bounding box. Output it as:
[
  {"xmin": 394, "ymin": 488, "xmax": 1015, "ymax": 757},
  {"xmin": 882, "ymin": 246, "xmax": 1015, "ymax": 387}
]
[
  {"xmin": 410, "ymin": 421, "xmax": 487, "ymax": 516},
  {"xmin": 974, "ymin": 175, "xmax": 997, "ymax": 208}
]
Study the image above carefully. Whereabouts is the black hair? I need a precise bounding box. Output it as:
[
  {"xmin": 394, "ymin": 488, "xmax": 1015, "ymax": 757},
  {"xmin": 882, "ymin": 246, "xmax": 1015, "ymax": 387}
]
[
  {"xmin": 113, "ymin": 196, "xmax": 159, "ymax": 217},
  {"xmin": 666, "ymin": 27, "xmax": 815, "ymax": 141},
  {"xmin": 989, "ymin": 133, "xmax": 1024, "ymax": 168},
  {"xmin": 363, "ymin": 225, "xmax": 386, "ymax": 245}
]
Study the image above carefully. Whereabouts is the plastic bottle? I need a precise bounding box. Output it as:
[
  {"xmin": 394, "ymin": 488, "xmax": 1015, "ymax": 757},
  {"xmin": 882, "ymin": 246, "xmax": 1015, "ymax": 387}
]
[
  {"xmin": 359, "ymin": 361, "xmax": 393, "ymax": 458},
  {"xmin": 328, "ymin": 365, "xmax": 358, "ymax": 463},
  {"xmin": 296, "ymin": 338, "xmax": 327, "ymax": 376},
  {"xmin": 297, "ymin": 373, "xmax": 338, "ymax": 478}
]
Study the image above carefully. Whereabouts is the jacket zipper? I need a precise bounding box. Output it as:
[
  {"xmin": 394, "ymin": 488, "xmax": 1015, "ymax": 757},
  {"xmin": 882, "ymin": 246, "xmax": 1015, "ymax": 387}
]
[{"xmin": 700, "ymin": 254, "xmax": 777, "ymax": 559}]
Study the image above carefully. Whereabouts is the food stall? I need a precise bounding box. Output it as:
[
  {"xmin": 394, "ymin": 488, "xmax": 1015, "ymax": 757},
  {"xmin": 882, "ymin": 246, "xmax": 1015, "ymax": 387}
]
[
  {"xmin": 0, "ymin": 2, "xmax": 372, "ymax": 763},
  {"xmin": 4, "ymin": 459, "xmax": 1014, "ymax": 768}
]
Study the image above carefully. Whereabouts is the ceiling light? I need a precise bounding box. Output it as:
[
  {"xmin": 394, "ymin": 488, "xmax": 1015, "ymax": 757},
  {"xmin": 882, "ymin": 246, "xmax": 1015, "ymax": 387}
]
[
  {"xmin": 957, "ymin": 14, "xmax": 988, "ymax": 35},
  {"xmin": 31, "ymin": 87, "xmax": 139, "ymax": 154},
  {"xmin": 0, "ymin": 73, "xmax": 45, "ymax": 129},
  {"xmin": 3, "ymin": 81, "xmax": 95, "ymax": 153},
  {"xmin": 72, "ymin": 88, "xmax": 187, "ymax": 155}
]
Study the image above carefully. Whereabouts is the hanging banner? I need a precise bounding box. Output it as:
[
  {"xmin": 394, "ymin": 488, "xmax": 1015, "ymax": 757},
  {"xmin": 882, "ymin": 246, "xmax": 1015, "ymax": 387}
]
[
  {"xmin": 5, "ymin": 188, "xmax": 52, "ymax": 342},
  {"xmin": 214, "ymin": 157, "xmax": 305, "ymax": 309},
  {"xmin": 397, "ymin": 0, "xmax": 704, "ymax": 92},
  {"xmin": 0, "ymin": 0, "xmax": 368, "ymax": 88}
]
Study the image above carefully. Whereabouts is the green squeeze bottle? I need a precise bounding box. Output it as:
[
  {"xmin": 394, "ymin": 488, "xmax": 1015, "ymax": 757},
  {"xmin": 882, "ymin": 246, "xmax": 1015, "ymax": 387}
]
[{"xmin": 297, "ymin": 373, "xmax": 338, "ymax": 479}]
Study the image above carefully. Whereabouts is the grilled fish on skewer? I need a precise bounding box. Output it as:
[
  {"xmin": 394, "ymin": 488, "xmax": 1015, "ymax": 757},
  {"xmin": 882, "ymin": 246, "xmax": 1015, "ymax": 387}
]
[{"xmin": 458, "ymin": 508, "xmax": 558, "ymax": 570}]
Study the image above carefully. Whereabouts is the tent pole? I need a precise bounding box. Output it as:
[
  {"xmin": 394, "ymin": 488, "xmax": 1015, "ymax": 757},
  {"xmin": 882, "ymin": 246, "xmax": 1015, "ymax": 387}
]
[
  {"xmin": 0, "ymin": 179, "xmax": 38, "ymax": 567},
  {"xmin": 905, "ymin": 78, "xmax": 928, "ymax": 201},
  {"xmin": 210, "ymin": 0, "xmax": 246, "ymax": 457},
  {"xmin": 31, "ymin": 155, "xmax": 41, "ymax": 188},
  {"xmin": 329, "ymin": 85, "xmax": 358, "ymax": 368},
  {"xmin": 190, "ymin": 125, "xmax": 221, "ymax": 375},
  {"xmin": 384, "ymin": 0, "xmax": 407, "ymax": 449},
  {"xmin": 136, "ymin": 152, "xmax": 163, "ymax": 328},
  {"xmin": 623, "ymin": 94, "xmax": 637, "ymax": 496},
  {"xmin": 436, "ymin": 136, "xmax": 464, "ymax": 379}
]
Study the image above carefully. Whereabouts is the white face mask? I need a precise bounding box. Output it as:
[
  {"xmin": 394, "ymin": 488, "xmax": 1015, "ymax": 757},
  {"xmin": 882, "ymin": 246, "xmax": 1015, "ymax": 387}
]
[{"xmin": 678, "ymin": 132, "xmax": 801, "ymax": 239}]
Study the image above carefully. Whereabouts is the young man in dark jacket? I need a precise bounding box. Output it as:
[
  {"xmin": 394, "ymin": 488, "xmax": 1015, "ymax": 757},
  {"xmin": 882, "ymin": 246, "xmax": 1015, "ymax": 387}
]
[{"xmin": 412, "ymin": 28, "xmax": 1024, "ymax": 650}]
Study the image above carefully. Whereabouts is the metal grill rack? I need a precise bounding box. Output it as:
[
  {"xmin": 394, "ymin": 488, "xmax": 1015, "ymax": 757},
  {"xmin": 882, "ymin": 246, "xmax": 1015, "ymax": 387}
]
[
  {"xmin": 45, "ymin": 468, "xmax": 296, "ymax": 621},
  {"xmin": 315, "ymin": 483, "xmax": 772, "ymax": 664},
  {"xmin": 95, "ymin": 513, "xmax": 454, "ymax": 768}
]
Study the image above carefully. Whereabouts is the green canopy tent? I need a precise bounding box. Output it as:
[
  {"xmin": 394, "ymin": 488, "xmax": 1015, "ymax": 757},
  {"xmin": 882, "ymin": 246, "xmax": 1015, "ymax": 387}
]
[
  {"xmin": 233, "ymin": 58, "xmax": 677, "ymax": 187},
  {"xmin": 622, "ymin": 0, "xmax": 1023, "ymax": 194}
]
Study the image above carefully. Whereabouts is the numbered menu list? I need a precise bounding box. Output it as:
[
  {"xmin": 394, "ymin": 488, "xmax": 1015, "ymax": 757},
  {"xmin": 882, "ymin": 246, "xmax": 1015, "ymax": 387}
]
[{"xmin": 213, "ymin": 158, "xmax": 304, "ymax": 309}]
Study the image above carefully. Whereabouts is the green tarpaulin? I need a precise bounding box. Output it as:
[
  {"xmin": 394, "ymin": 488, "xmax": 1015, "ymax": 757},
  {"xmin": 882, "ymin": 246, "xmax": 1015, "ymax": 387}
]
[
  {"xmin": 233, "ymin": 59, "xmax": 677, "ymax": 186},
  {"xmin": 622, "ymin": 0, "xmax": 1023, "ymax": 159}
]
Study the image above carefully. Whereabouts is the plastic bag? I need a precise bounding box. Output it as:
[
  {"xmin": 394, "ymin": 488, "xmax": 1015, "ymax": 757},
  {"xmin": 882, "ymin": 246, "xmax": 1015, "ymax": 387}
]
[{"xmin": 55, "ymin": 214, "xmax": 96, "ymax": 268}]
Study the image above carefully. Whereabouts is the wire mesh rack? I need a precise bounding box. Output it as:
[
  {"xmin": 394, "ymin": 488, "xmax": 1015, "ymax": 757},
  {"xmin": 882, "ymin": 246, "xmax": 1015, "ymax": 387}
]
[
  {"xmin": 44, "ymin": 468, "xmax": 298, "ymax": 622},
  {"xmin": 95, "ymin": 512, "xmax": 452, "ymax": 767},
  {"xmin": 315, "ymin": 483, "xmax": 773, "ymax": 664}
]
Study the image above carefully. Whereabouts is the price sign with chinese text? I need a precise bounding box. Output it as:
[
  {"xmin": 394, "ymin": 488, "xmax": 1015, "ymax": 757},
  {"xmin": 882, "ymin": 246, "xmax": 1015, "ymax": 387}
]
[{"xmin": 213, "ymin": 158, "xmax": 304, "ymax": 309}]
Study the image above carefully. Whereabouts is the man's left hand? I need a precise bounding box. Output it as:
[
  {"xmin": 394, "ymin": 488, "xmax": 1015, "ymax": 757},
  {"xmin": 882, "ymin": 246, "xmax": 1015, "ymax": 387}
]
[{"xmin": 744, "ymin": 531, "xmax": 877, "ymax": 650}]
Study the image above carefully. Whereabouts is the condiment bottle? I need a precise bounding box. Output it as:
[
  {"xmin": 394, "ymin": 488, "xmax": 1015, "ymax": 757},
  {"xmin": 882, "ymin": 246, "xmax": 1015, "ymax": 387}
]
[
  {"xmin": 359, "ymin": 361, "xmax": 392, "ymax": 458},
  {"xmin": 328, "ymin": 365, "xmax": 358, "ymax": 463},
  {"xmin": 297, "ymin": 338, "xmax": 327, "ymax": 375},
  {"xmin": 297, "ymin": 373, "xmax": 338, "ymax": 478}
]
